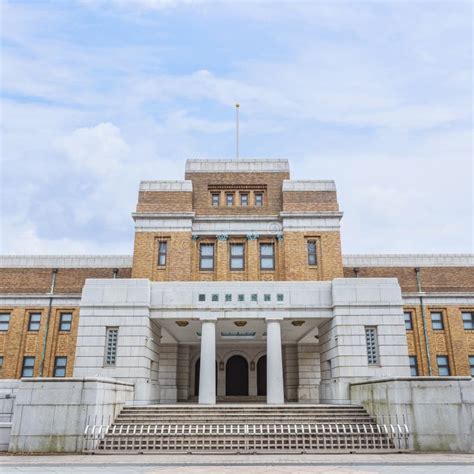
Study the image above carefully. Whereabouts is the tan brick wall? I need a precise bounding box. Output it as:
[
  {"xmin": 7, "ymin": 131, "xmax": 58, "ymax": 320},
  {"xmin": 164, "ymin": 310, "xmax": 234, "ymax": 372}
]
[
  {"xmin": 282, "ymin": 191, "xmax": 339, "ymax": 212},
  {"xmin": 343, "ymin": 266, "xmax": 474, "ymax": 292},
  {"xmin": 136, "ymin": 191, "xmax": 193, "ymax": 213},
  {"xmin": 184, "ymin": 171, "xmax": 289, "ymax": 216},
  {"xmin": 132, "ymin": 232, "xmax": 193, "ymax": 280},
  {"xmin": 404, "ymin": 304, "xmax": 474, "ymax": 376},
  {"xmin": 0, "ymin": 305, "xmax": 79, "ymax": 379},
  {"xmin": 283, "ymin": 231, "xmax": 344, "ymax": 280},
  {"xmin": 0, "ymin": 267, "xmax": 132, "ymax": 294}
]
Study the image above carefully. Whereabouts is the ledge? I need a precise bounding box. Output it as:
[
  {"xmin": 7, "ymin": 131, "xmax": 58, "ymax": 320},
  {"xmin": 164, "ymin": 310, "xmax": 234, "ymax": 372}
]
[
  {"xmin": 350, "ymin": 376, "xmax": 473, "ymax": 386},
  {"xmin": 19, "ymin": 377, "xmax": 135, "ymax": 387}
]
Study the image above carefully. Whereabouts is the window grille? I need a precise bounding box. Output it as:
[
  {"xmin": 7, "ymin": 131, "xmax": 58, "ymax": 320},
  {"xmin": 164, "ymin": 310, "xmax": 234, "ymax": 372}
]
[
  {"xmin": 105, "ymin": 327, "xmax": 119, "ymax": 366},
  {"xmin": 365, "ymin": 327, "xmax": 379, "ymax": 365}
]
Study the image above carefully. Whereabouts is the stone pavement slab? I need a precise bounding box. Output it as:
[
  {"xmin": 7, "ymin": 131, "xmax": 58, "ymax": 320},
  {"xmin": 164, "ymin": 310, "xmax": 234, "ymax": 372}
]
[{"xmin": 0, "ymin": 453, "xmax": 473, "ymax": 473}]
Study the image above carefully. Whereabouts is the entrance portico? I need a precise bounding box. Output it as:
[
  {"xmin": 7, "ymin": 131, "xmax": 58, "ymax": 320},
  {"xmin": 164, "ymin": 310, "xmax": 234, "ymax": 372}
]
[
  {"xmin": 158, "ymin": 313, "xmax": 322, "ymax": 405},
  {"xmin": 75, "ymin": 278, "xmax": 411, "ymax": 406}
]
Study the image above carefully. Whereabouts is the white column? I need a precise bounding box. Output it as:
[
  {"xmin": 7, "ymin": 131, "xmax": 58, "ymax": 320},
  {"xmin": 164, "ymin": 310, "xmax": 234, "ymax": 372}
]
[
  {"xmin": 266, "ymin": 318, "xmax": 284, "ymax": 404},
  {"xmin": 198, "ymin": 319, "xmax": 216, "ymax": 404}
]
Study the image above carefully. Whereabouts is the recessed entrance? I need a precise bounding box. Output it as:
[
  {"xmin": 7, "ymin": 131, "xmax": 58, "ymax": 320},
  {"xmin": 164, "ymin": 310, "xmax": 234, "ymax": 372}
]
[
  {"xmin": 257, "ymin": 355, "xmax": 267, "ymax": 396},
  {"xmin": 225, "ymin": 355, "xmax": 249, "ymax": 396}
]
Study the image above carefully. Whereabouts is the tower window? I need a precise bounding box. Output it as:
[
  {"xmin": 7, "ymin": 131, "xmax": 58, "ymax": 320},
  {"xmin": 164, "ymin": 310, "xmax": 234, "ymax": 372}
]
[
  {"xmin": 260, "ymin": 243, "xmax": 275, "ymax": 270},
  {"xmin": 226, "ymin": 193, "xmax": 234, "ymax": 207},
  {"xmin": 158, "ymin": 241, "xmax": 167, "ymax": 266},
  {"xmin": 240, "ymin": 193, "xmax": 249, "ymax": 207},
  {"xmin": 200, "ymin": 243, "xmax": 215, "ymax": 270},
  {"xmin": 307, "ymin": 240, "xmax": 317, "ymax": 266},
  {"xmin": 211, "ymin": 193, "xmax": 220, "ymax": 207},
  {"xmin": 230, "ymin": 243, "xmax": 245, "ymax": 270},
  {"xmin": 254, "ymin": 193, "xmax": 263, "ymax": 206}
]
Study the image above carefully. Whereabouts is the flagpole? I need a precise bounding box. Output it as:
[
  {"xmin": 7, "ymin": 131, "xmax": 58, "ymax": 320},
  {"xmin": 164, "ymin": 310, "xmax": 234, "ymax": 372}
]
[{"xmin": 235, "ymin": 103, "xmax": 240, "ymax": 159}]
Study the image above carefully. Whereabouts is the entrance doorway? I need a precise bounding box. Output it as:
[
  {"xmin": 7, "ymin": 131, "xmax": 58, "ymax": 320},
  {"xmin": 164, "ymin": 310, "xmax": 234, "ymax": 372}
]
[
  {"xmin": 225, "ymin": 355, "xmax": 249, "ymax": 396},
  {"xmin": 257, "ymin": 355, "xmax": 267, "ymax": 396}
]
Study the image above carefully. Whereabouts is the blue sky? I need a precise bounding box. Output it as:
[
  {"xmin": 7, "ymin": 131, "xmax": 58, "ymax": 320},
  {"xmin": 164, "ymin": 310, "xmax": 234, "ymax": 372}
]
[{"xmin": 0, "ymin": 0, "xmax": 472, "ymax": 255}]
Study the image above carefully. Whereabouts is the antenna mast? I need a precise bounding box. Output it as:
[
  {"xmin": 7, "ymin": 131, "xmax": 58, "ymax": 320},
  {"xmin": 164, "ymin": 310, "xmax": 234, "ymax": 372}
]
[{"xmin": 235, "ymin": 103, "xmax": 240, "ymax": 159}]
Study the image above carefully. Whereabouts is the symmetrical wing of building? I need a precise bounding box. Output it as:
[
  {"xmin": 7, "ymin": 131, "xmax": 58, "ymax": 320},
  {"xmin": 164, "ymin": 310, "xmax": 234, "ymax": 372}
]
[{"xmin": 0, "ymin": 159, "xmax": 473, "ymax": 405}]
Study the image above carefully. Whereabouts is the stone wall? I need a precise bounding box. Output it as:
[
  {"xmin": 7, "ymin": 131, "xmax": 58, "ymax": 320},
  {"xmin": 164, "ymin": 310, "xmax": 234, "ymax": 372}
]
[
  {"xmin": 350, "ymin": 377, "xmax": 474, "ymax": 453},
  {"xmin": 9, "ymin": 377, "xmax": 134, "ymax": 453},
  {"xmin": 0, "ymin": 380, "xmax": 20, "ymax": 451}
]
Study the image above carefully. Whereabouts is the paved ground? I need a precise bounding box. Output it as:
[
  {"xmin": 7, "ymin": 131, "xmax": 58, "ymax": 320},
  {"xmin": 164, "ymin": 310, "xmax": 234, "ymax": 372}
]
[{"xmin": 1, "ymin": 454, "xmax": 474, "ymax": 474}]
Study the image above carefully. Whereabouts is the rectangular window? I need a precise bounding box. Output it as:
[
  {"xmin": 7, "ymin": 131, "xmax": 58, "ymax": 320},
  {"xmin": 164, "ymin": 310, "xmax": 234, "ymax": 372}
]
[
  {"xmin": 199, "ymin": 243, "xmax": 215, "ymax": 270},
  {"xmin": 157, "ymin": 241, "xmax": 167, "ymax": 267},
  {"xmin": 365, "ymin": 327, "xmax": 379, "ymax": 365},
  {"xmin": 260, "ymin": 243, "xmax": 275, "ymax": 270},
  {"xmin": 404, "ymin": 311, "xmax": 413, "ymax": 330},
  {"xmin": 105, "ymin": 327, "xmax": 118, "ymax": 366},
  {"xmin": 238, "ymin": 294, "xmax": 244, "ymax": 302},
  {"xmin": 230, "ymin": 243, "xmax": 245, "ymax": 270},
  {"xmin": 307, "ymin": 240, "xmax": 317, "ymax": 266},
  {"xmin": 0, "ymin": 313, "xmax": 10, "ymax": 332},
  {"xmin": 469, "ymin": 356, "xmax": 474, "ymax": 377},
  {"xmin": 409, "ymin": 355, "xmax": 418, "ymax": 376},
  {"xmin": 53, "ymin": 356, "xmax": 67, "ymax": 377},
  {"xmin": 431, "ymin": 311, "xmax": 444, "ymax": 330},
  {"xmin": 28, "ymin": 313, "xmax": 41, "ymax": 332},
  {"xmin": 21, "ymin": 356, "xmax": 35, "ymax": 377},
  {"xmin": 59, "ymin": 313, "xmax": 72, "ymax": 332},
  {"xmin": 226, "ymin": 193, "xmax": 234, "ymax": 207},
  {"xmin": 254, "ymin": 193, "xmax": 263, "ymax": 206},
  {"xmin": 240, "ymin": 193, "xmax": 249, "ymax": 207},
  {"xmin": 462, "ymin": 312, "xmax": 474, "ymax": 330},
  {"xmin": 0, "ymin": 356, "xmax": 3, "ymax": 369},
  {"xmin": 436, "ymin": 355, "xmax": 450, "ymax": 376},
  {"xmin": 211, "ymin": 193, "xmax": 220, "ymax": 207}
]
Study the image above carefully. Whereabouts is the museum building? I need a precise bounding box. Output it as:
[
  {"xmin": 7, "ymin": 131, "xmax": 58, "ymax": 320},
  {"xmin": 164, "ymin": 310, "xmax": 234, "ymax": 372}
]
[{"xmin": 0, "ymin": 158, "xmax": 473, "ymax": 408}]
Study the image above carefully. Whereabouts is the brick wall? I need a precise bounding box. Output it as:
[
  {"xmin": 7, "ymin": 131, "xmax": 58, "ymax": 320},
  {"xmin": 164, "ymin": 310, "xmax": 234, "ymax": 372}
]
[
  {"xmin": 282, "ymin": 191, "xmax": 339, "ymax": 212},
  {"xmin": 184, "ymin": 171, "xmax": 289, "ymax": 216},
  {"xmin": 0, "ymin": 305, "xmax": 79, "ymax": 379},
  {"xmin": 136, "ymin": 191, "xmax": 193, "ymax": 213},
  {"xmin": 404, "ymin": 304, "xmax": 474, "ymax": 377},
  {"xmin": 343, "ymin": 266, "xmax": 474, "ymax": 292},
  {"xmin": 0, "ymin": 267, "xmax": 132, "ymax": 294}
]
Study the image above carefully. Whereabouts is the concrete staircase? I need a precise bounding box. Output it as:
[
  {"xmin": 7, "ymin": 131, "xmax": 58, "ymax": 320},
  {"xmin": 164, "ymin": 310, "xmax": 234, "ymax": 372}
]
[{"xmin": 91, "ymin": 404, "xmax": 409, "ymax": 453}]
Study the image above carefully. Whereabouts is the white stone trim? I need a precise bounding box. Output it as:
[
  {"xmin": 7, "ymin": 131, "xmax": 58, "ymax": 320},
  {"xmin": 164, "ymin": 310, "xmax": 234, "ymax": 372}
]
[
  {"xmin": 282, "ymin": 214, "xmax": 342, "ymax": 232},
  {"xmin": 0, "ymin": 294, "xmax": 80, "ymax": 306},
  {"xmin": 193, "ymin": 218, "xmax": 282, "ymax": 235},
  {"xmin": 0, "ymin": 255, "xmax": 132, "ymax": 268},
  {"xmin": 133, "ymin": 213, "xmax": 194, "ymax": 232},
  {"xmin": 139, "ymin": 180, "xmax": 193, "ymax": 192},
  {"xmin": 343, "ymin": 254, "xmax": 474, "ymax": 267},
  {"xmin": 402, "ymin": 293, "xmax": 474, "ymax": 305},
  {"xmin": 282, "ymin": 180, "xmax": 336, "ymax": 192},
  {"xmin": 185, "ymin": 159, "xmax": 289, "ymax": 173}
]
